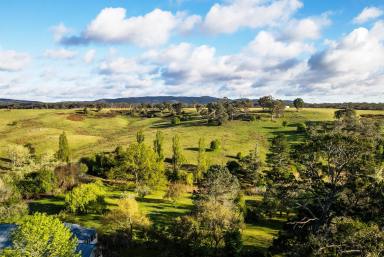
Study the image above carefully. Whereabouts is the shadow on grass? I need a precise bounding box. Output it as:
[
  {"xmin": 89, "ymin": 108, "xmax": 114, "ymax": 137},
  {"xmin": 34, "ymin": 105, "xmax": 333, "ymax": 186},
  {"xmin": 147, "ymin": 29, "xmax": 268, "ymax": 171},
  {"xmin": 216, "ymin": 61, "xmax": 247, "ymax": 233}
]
[{"xmin": 28, "ymin": 195, "xmax": 65, "ymax": 215}]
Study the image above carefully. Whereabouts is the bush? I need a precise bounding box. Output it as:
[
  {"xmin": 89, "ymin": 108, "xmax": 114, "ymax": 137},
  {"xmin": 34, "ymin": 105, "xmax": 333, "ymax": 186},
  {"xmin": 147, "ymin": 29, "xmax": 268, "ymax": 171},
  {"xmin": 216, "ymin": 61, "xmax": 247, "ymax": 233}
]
[
  {"xmin": 210, "ymin": 139, "xmax": 221, "ymax": 152},
  {"xmin": 179, "ymin": 171, "xmax": 194, "ymax": 186},
  {"xmin": 171, "ymin": 117, "xmax": 181, "ymax": 125},
  {"xmin": 236, "ymin": 152, "xmax": 243, "ymax": 160},
  {"xmin": 250, "ymin": 115, "xmax": 257, "ymax": 122},
  {"xmin": 282, "ymin": 121, "xmax": 288, "ymax": 127},
  {"xmin": 65, "ymin": 181, "xmax": 106, "ymax": 214},
  {"xmin": 136, "ymin": 184, "xmax": 151, "ymax": 198},
  {"xmin": 18, "ymin": 169, "xmax": 57, "ymax": 199},
  {"xmin": 296, "ymin": 122, "xmax": 307, "ymax": 132}
]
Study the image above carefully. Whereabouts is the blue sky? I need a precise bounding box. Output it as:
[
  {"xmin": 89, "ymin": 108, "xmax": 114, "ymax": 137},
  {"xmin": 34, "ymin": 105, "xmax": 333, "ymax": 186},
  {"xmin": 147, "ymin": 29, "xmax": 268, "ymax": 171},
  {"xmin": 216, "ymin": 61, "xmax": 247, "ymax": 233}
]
[{"xmin": 0, "ymin": 0, "xmax": 384, "ymax": 102}]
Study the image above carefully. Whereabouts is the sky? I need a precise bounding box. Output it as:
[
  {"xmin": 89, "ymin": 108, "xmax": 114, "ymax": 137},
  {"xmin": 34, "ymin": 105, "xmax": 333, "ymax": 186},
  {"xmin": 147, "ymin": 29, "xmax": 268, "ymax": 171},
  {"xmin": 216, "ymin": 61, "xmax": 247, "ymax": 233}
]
[{"xmin": 0, "ymin": 0, "xmax": 384, "ymax": 102}]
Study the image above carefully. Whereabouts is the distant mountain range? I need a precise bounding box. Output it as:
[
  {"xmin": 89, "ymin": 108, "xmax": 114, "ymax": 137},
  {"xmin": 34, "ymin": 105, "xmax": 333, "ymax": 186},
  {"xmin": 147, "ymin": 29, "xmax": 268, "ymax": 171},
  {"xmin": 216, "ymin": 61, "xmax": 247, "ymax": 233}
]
[{"xmin": 96, "ymin": 96, "xmax": 220, "ymax": 104}]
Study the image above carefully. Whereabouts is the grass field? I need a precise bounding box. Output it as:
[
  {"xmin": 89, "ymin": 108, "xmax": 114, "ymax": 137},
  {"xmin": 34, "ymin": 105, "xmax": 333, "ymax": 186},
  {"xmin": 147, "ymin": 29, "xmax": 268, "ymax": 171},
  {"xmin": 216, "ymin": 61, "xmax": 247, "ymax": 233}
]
[{"xmin": 2, "ymin": 107, "xmax": 384, "ymax": 255}]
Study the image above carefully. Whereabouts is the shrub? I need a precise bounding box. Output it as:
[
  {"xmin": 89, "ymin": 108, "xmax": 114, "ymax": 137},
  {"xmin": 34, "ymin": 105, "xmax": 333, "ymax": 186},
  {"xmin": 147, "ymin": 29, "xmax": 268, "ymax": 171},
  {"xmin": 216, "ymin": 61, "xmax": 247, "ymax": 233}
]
[
  {"xmin": 250, "ymin": 115, "xmax": 257, "ymax": 122},
  {"xmin": 210, "ymin": 139, "xmax": 221, "ymax": 152},
  {"xmin": 236, "ymin": 152, "xmax": 243, "ymax": 160},
  {"xmin": 65, "ymin": 181, "xmax": 106, "ymax": 214},
  {"xmin": 136, "ymin": 184, "xmax": 151, "ymax": 198},
  {"xmin": 171, "ymin": 117, "xmax": 181, "ymax": 125},
  {"xmin": 296, "ymin": 122, "xmax": 306, "ymax": 132},
  {"xmin": 164, "ymin": 183, "xmax": 187, "ymax": 204},
  {"xmin": 179, "ymin": 171, "xmax": 194, "ymax": 186},
  {"xmin": 18, "ymin": 169, "xmax": 57, "ymax": 199},
  {"xmin": 282, "ymin": 121, "xmax": 288, "ymax": 127}
]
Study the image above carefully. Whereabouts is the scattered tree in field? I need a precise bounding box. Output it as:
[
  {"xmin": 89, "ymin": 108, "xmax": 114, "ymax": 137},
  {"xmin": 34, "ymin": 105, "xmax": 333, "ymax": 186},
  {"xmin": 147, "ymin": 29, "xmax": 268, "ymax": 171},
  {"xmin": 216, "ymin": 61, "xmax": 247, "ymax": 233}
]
[
  {"xmin": 172, "ymin": 103, "xmax": 183, "ymax": 115},
  {"xmin": 210, "ymin": 139, "xmax": 221, "ymax": 152},
  {"xmin": 18, "ymin": 168, "xmax": 57, "ymax": 199},
  {"xmin": 263, "ymin": 135, "xmax": 295, "ymax": 217},
  {"xmin": 153, "ymin": 130, "xmax": 164, "ymax": 162},
  {"xmin": 57, "ymin": 131, "xmax": 70, "ymax": 163},
  {"xmin": 6, "ymin": 144, "xmax": 30, "ymax": 168},
  {"xmin": 3, "ymin": 213, "xmax": 79, "ymax": 257},
  {"xmin": 198, "ymin": 165, "xmax": 240, "ymax": 203},
  {"xmin": 104, "ymin": 196, "xmax": 151, "ymax": 242},
  {"xmin": 271, "ymin": 100, "xmax": 285, "ymax": 119},
  {"xmin": 293, "ymin": 98, "xmax": 304, "ymax": 112},
  {"xmin": 136, "ymin": 129, "xmax": 145, "ymax": 144},
  {"xmin": 258, "ymin": 95, "xmax": 274, "ymax": 110},
  {"xmin": 334, "ymin": 107, "xmax": 357, "ymax": 120},
  {"xmin": 65, "ymin": 181, "xmax": 106, "ymax": 214},
  {"xmin": 196, "ymin": 138, "xmax": 208, "ymax": 182},
  {"xmin": 172, "ymin": 135, "xmax": 185, "ymax": 179},
  {"xmin": 125, "ymin": 143, "xmax": 166, "ymax": 191},
  {"xmin": 164, "ymin": 183, "xmax": 187, "ymax": 205},
  {"xmin": 171, "ymin": 116, "xmax": 181, "ymax": 125},
  {"xmin": 227, "ymin": 144, "xmax": 262, "ymax": 189}
]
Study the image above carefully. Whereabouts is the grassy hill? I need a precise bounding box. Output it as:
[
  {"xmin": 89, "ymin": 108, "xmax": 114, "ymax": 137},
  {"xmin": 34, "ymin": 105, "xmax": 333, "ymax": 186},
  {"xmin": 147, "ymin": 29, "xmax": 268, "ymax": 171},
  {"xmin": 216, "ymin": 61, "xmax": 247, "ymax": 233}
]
[{"xmin": 2, "ymin": 107, "xmax": 384, "ymax": 256}]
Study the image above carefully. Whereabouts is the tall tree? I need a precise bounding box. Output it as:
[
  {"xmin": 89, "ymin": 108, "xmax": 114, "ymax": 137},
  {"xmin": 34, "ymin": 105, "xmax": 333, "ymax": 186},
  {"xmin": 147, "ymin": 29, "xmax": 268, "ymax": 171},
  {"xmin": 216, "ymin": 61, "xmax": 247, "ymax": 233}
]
[
  {"xmin": 293, "ymin": 98, "xmax": 304, "ymax": 112},
  {"xmin": 4, "ymin": 213, "xmax": 80, "ymax": 257},
  {"xmin": 136, "ymin": 129, "xmax": 145, "ymax": 144},
  {"xmin": 153, "ymin": 130, "xmax": 164, "ymax": 162},
  {"xmin": 196, "ymin": 138, "xmax": 208, "ymax": 182},
  {"xmin": 172, "ymin": 135, "xmax": 185, "ymax": 179},
  {"xmin": 57, "ymin": 131, "xmax": 70, "ymax": 163}
]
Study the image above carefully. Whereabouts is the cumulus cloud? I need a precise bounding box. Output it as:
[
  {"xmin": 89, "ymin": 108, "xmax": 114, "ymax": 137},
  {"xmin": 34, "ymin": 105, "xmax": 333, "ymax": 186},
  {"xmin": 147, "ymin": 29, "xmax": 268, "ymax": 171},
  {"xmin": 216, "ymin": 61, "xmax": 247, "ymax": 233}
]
[
  {"xmin": 281, "ymin": 14, "xmax": 331, "ymax": 40},
  {"xmin": 203, "ymin": 0, "xmax": 303, "ymax": 34},
  {"xmin": 44, "ymin": 48, "xmax": 77, "ymax": 59},
  {"xmin": 354, "ymin": 7, "xmax": 383, "ymax": 24},
  {"xmin": 60, "ymin": 7, "xmax": 201, "ymax": 48},
  {"xmin": 0, "ymin": 50, "xmax": 31, "ymax": 71},
  {"xmin": 50, "ymin": 23, "xmax": 72, "ymax": 42},
  {"xmin": 83, "ymin": 49, "xmax": 96, "ymax": 64}
]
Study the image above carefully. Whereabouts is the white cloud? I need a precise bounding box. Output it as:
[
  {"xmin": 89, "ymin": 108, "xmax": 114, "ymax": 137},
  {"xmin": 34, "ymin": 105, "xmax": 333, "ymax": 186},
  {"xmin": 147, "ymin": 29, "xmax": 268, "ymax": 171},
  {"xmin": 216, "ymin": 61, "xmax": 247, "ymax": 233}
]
[
  {"xmin": 99, "ymin": 56, "xmax": 151, "ymax": 74},
  {"xmin": 61, "ymin": 7, "xmax": 201, "ymax": 48},
  {"xmin": 50, "ymin": 23, "xmax": 72, "ymax": 42},
  {"xmin": 353, "ymin": 7, "xmax": 383, "ymax": 24},
  {"xmin": 282, "ymin": 14, "xmax": 331, "ymax": 40},
  {"xmin": 44, "ymin": 48, "xmax": 77, "ymax": 59},
  {"xmin": 0, "ymin": 50, "xmax": 31, "ymax": 72},
  {"xmin": 203, "ymin": 0, "xmax": 303, "ymax": 34},
  {"xmin": 83, "ymin": 49, "xmax": 96, "ymax": 64}
]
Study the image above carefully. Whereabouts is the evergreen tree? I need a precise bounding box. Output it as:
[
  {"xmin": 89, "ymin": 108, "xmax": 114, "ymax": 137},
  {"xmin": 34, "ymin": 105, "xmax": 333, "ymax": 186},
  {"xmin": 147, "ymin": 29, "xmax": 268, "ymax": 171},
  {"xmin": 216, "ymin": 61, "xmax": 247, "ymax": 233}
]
[
  {"xmin": 57, "ymin": 131, "xmax": 70, "ymax": 163},
  {"xmin": 172, "ymin": 135, "xmax": 185, "ymax": 179},
  {"xmin": 136, "ymin": 129, "xmax": 145, "ymax": 144},
  {"xmin": 153, "ymin": 130, "xmax": 164, "ymax": 162},
  {"xmin": 262, "ymin": 135, "xmax": 295, "ymax": 217},
  {"xmin": 196, "ymin": 138, "xmax": 208, "ymax": 182}
]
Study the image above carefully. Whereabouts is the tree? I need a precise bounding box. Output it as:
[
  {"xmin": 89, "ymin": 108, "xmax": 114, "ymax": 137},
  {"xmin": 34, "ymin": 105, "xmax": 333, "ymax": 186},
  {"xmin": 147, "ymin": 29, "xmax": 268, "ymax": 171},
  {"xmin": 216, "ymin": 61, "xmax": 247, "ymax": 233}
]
[
  {"xmin": 153, "ymin": 130, "xmax": 164, "ymax": 162},
  {"xmin": 172, "ymin": 103, "xmax": 183, "ymax": 115},
  {"xmin": 104, "ymin": 196, "xmax": 151, "ymax": 242},
  {"xmin": 65, "ymin": 181, "xmax": 106, "ymax": 214},
  {"xmin": 164, "ymin": 183, "xmax": 187, "ymax": 205},
  {"xmin": 172, "ymin": 135, "xmax": 185, "ymax": 179},
  {"xmin": 293, "ymin": 98, "xmax": 304, "ymax": 112},
  {"xmin": 136, "ymin": 129, "xmax": 145, "ymax": 144},
  {"xmin": 57, "ymin": 131, "xmax": 70, "ymax": 163},
  {"xmin": 18, "ymin": 168, "xmax": 57, "ymax": 199},
  {"xmin": 125, "ymin": 143, "xmax": 166, "ymax": 192},
  {"xmin": 196, "ymin": 138, "xmax": 208, "ymax": 182},
  {"xmin": 258, "ymin": 95, "xmax": 273, "ymax": 110},
  {"xmin": 6, "ymin": 144, "xmax": 30, "ymax": 168},
  {"xmin": 263, "ymin": 135, "xmax": 295, "ymax": 217},
  {"xmin": 271, "ymin": 100, "xmax": 285, "ymax": 119},
  {"xmin": 3, "ymin": 213, "xmax": 79, "ymax": 257},
  {"xmin": 199, "ymin": 166, "xmax": 240, "ymax": 203},
  {"xmin": 226, "ymin": 144, "xmax": 262, "ymax": 189}
]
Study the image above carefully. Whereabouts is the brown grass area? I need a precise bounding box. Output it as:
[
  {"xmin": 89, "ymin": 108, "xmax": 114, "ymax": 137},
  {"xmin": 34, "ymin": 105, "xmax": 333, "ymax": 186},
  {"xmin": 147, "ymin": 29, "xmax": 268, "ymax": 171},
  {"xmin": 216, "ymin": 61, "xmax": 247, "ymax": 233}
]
[{"xmin": 66, "ymin": 114, "xmax": 84, "ymax": 121}]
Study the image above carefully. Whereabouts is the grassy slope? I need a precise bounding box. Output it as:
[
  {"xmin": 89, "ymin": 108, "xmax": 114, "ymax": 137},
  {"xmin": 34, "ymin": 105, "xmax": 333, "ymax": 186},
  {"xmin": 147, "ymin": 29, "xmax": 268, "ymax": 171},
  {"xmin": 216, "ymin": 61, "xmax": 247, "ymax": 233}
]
[{"xmin": 3, "ymin": 107, "xmax": 384, "ymax": 255}]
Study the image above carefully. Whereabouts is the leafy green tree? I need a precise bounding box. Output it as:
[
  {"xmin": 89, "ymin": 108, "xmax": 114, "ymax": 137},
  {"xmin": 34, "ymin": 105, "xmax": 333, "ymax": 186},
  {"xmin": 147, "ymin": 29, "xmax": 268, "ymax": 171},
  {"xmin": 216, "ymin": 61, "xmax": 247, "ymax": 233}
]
[
  {"xmin": 258, "ymin": 95, "xmax": 273, "ymax": 110},
  {"xmin": 65, "ymin": 181, "xmax": 106, "ymax": 213},
  {"xmin": 18, "ymin": 168, "xmax": 57, "ymax": 199},
  {"xmin": 153, "ymin": 130, "xmax": 164, "ymax": 162},
  {"xmin": 6, "ymin": 144, "xmax": 30, "ymax": 169},
  {"xmin": 164, "ymin": 183, "xmax": 187, "ymax": 205},
  {"xmin": 126, "ymin": 143, "xmax": 166, "ymax": 192},
  {"xmin": 263, "ymin": 135, "xmax": 295, "ymax": 217},
  {"xmin": 172, "ymin": 135, "xmax": 185, "ymax": 179},
  {"xmin": 196, "ymin": 138, "xmax": 208, "ymax": 182},
  {"xmin": 271, "ymin": 100, "xmax": 285, "ymax": 119},
  {"xmin": 57, "ymin": 131, "xmax": 70, "ymax": 163},
  {"xmin": 293, "ymin": 98, "xmax": 304, "ymax": 112},
  {"xmin": 136, "ymin": 129, "xmax": 145, "ymax": 144},
  {"xmin": 104, "ymin": 196, "xmax": 151, "ymax": 242},
  {"xmin": 2, "ymin": 213, "xmax": 79, "ymax": 257}
]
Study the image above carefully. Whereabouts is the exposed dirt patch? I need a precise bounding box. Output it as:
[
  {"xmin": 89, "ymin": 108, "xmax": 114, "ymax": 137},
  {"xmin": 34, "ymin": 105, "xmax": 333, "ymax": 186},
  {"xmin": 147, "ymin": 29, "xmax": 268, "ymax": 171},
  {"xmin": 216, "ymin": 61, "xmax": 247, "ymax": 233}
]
[{"xmin": 67, "ymin": 114, "xmax": 85, "ymax": 121}]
